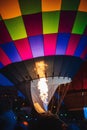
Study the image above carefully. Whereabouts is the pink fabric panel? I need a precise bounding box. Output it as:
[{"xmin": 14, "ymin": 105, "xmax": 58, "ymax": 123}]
[
  {"xmin": 0, "ymin": 48, "xmax": 11, "ymax": 66},
  {"xmin": 14, "ymin": 38, "xmax": 33, "ymax": 60},
  {"xmin": 44, "ymin": 34, "xmax": 57, "ymax": 56},
  {"xmin": 84, "ymin": 79, "xmax": 87, "ymax": 89},
  {"xmin": 65, "ymin": 34, "xmax": 81, "ymax": 56}
]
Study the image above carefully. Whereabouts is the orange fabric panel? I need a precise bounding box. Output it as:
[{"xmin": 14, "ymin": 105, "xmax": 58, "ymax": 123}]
[
  {"xmin": 42, "ymin": 0, "xmax": 62, "ymax": 12},
  {"xmin": 0, "ymin": 0, "xmax": 21, "ymax": 19},
  {"xmin": 78, "ymin": 0, "xmax": 87, "ymax": 12}
]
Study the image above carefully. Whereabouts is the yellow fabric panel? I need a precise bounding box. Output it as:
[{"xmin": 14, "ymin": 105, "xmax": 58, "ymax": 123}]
[
  {"xmin": 34, "ymin": 102, "xmax": 45, "ymax": 113},
  {"xmin": 0, "ymin": 0, "xmax": 21, "ymax": 19},
  {"xmin": 78, "ymin": 0, "xmax": 87, "ymax": 12},
  {"xmin": 42, "ymin": 0, "xmax": 62, "ymax": 12}
]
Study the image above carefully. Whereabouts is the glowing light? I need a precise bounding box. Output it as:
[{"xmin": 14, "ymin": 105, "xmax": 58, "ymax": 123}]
[
  {"xmin": 38, "ymin": 78, "xmax": 48, "ymax": 111},
  {"xmin": 34, "ymin": 61, "xmax": 48, "ymax": 111},
  {"xmin": 31, "ymin": 76, "xmax": 72, "ymax": 114},
  {"xmin": 83, "ymin": 107, "xmax": 87, "ymax": 119},
  {"xmin": 30, "ymin": 61, "xmax": 72, "ymax": 114},
  {"xmin": 22, "ymin": 121, "xmax": 28, "ymax": 126},
  {"xmin": 34, "ymin": 61, "xmax": 48, "ymax": 77}
]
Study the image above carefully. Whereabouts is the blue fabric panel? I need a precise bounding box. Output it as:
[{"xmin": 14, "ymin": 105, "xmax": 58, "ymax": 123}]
[
  {"xmin": 56, "ymin": 33, "xmax": 70, "ymax": 55},
  {"xmin": 0, "ymin": 62, "xmax": 4, "ymax": 69},
  {"xmin": 74, "ymin": 36, "xmax": 87, "ymax": 57},
  {"xmin": 0, "ymin": 73, "xmax": 14, "ymax": 86},
  {"xmin": 0, "ymin": 42, "xmax": 22, "ymax": 62},
  {"xmin": 29, "ymin": 35, "xmax": 44, "ymax": 58}
]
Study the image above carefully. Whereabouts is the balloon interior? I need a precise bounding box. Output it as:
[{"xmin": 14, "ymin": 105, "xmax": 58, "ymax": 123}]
[
  {"xmin": 31, "ymin": 60, "xmax": 72, "ymax": 114},
  {"xmin": 0, "ymin": 0, "xmax": 87, "ymax": 117},
  {"xmin": 25, "ymin": 55, "xmax": 82, "ymax": 115},
  {"xmin": 0, "ymin": 55, "xmax": 83, "ymax": 116}
]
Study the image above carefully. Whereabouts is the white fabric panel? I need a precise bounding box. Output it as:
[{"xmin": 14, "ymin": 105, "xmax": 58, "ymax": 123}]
[{"xmin": 30, "ymin": 76, "xmax": 71, "ymax": 114}]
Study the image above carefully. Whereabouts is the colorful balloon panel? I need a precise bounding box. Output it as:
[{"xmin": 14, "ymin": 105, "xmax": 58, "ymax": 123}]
[
  {"xmin": 42, "ymin": 0, "xmax": 61, "ymax": 11},
  {"xmin": 23, "ymin": 13, "xmax": 42, "ymax": 36},
  {"xmin": 58, "ymin": 11, "xmax": 76, "ymax": 33},
  {"xmin": 0, "ymin": 48, "xmax": 11, "ymax": 66},
  {"xmin": 0, "ymin": 0, "xmax": 87, "ymax": 68},
  {"xmin": 14, "ymin": 38, "xmax": 33, "ymax": 60},
  {"xmin": 1, "ymin": 42, "xmax": 22, "ymax": 62},
  {"xmin": 72, "ymin": 12, "xmax": 87, "ymax": 34},
  {"xmin": 42, "ymin": 11, "xmax": 60, "ymax": 34},
  {"xmin": 19, "ymin": 0, "xmax": 41, "ymax": 15},
  {"xmin": 61, "ymin": 0, "xmax": 80, "ymax": 10},
  {"xmin": 0, "ymin": 20, "xmax": 12, "ymax": 44},
  {"xmin": 74, "ymin": 36, "xmax": 87, "ymax": 57},
  {"xmin": 4, "ymin": 16, "xmax": 27, "ymax": 40},
  {"xmin": 29, "ymin": 35, "xmax": 44, "ymax": 57},
  {"xmin": 0, "ymin": 0, "xmax": 21, "ymax": 19},
  {"xmin": 56, "ymin": 33, "xmax": 70, "ymax": 55},
  {"xmin": 44, "ymin": 34, "xmax": 57, "ymax": 56},
  {"xmin": 65, "ymin": 34, "xmax": 81, "ymax": 55}
]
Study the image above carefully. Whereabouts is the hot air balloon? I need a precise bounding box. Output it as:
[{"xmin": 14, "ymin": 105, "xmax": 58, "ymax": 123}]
[{"xmin": 0, "ymin": 0, "xmax": 87, "ymax": 117}]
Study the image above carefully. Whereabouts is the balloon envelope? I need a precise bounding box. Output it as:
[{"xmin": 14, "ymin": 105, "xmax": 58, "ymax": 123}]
[{"xmin": 0, "ymin": 0, "xmax": 87, "ymax": 114}]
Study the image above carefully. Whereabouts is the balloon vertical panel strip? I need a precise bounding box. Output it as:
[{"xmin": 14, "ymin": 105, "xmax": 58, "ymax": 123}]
[
  {"xmin": 0, "ymin": 0, "xmax": 21, "ymax": 19},
  {"xmin": 44, "ymin": 56, "xmax": 54, "ymax": 77},
  {"xmin": 0, "ymin": 48, "xmax": 11, "ymax": 66},
  {"xmin": 0, "ymin": 20, "xmax": 12, "ymax": 44},
  {"xmin": 19, "ymin": 0, "xmax": 41, "ymax": 15},
  {"xmin": 29, "ymin": 35, "xmax": 44, "ymax": 58},
  {"xmin": 5, "ymin": 65, "xmax": 24, "ymax": 82},
  {"xmin": 53, "ymin": 56, "xmax": 63, "ymax": 76},
  {"xmin": 61, "ymin": 0, "xmax": 80, "ymax": 10},
  {"xmin": 42, "ymin": 11, "xmax": 60, "ymax": 34},
  {"xmin": 23, "ymin": 13, "xmax": 43, "ymax": 36},
  {"xmin": 58, "ymin": 11, "xmax": 77, "ymax": 33},
  {"xmin": 74, "ymin": 36, "xmax": 87, "ymax": 57},
  {"xmin": 14, "ymin": 38, "xmax": 33, "ymax": 60},
  {"xmin": 65, "ymin": 34, "xmax": 81, "ymax": 56},
  {"xmin": 13, "ymin": 62, "xmax": 30, "ymax": 81},
  {"xmin": 72, "ymin": 12, "xmax": 87, "ymax": 34},
  {"xmin": 78, "ymin": 0, "xmax": 87, "ymax": 12},
  {"xmin": 4, "ymin": 16, "xmax": 27, "ymax": 40},
  {"xmin": 24, "ymin": 59, "xmax": 38, "ymax": 79},
  {"xmin": 43, "ymin": 34, "xmax": 57, "ymax": 56},
  {"xmin": 0, "ymin": 42, "xmax": 22, "ymax": 62},
  {"xmin": 41, "ymin": 0, "xmax": 62, "ymax": 12},
  {"xmin": 60, "ymin": 57, "xmax": 71, "ymax": 76},
  {"xmin": 56, "ymin": 33, "xmax": 70, "ymax": 55}
]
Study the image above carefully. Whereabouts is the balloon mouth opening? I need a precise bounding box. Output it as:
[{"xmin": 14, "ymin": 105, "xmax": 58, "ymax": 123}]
[{"xmin": 30, "ymin": 76, "xmax": 72, "ymax": 114}]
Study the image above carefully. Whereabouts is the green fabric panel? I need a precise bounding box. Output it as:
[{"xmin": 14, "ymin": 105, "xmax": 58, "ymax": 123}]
[
  {"xmin": 61, "ymin": 0, "xmax": 80, "ymax": 10},
  {"xmin": 72, "ymin": 12, "xmax": 87, "ymax": 34},
  {"xmin": 4, "ymin": 16, "xmax": 27, "ymax": 40},
  {"xmin": 19, "ymin": 0, "xmax": 41, "ymax": 15},
  {"xmin": 42, "ymin": 11, "xmax": 60, "ymax": 34}
]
